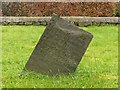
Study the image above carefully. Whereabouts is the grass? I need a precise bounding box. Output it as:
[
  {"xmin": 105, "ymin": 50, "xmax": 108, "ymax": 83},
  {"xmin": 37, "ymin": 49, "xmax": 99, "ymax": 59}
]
[{"xmin": 2, "ymin": 25, "xmax": 118, "ymax": 88}]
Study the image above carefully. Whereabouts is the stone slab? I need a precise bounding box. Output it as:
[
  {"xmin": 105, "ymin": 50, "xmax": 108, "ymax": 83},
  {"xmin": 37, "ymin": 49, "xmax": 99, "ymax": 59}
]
[{"xmin": 24, "ymin": 16, "xmax": 93, "ymax": 75}]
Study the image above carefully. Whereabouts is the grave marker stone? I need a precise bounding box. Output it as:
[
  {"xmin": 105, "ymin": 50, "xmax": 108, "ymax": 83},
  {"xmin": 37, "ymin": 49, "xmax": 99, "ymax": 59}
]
[{"xmin": 24, "ymin": 16, "xmax": 93, "ymax": 75}]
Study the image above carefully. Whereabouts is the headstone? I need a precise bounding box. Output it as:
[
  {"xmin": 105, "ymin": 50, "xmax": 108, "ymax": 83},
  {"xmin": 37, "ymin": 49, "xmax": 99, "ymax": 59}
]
[{"xmin": 24, "ymin": 16, "xmax": 93, "ymax": 75}]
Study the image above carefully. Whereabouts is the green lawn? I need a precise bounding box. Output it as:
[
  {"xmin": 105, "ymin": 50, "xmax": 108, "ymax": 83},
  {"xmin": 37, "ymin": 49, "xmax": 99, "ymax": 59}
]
[{"xmin": 2, "ymin": 25, "xmax": 118, "ymax": 88}]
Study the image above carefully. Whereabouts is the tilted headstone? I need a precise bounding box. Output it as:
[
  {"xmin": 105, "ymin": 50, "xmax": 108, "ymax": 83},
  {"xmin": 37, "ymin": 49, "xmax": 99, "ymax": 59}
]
[{"xmin": 24, "ymin": 16, "xmax": 93, "ymax": 75}]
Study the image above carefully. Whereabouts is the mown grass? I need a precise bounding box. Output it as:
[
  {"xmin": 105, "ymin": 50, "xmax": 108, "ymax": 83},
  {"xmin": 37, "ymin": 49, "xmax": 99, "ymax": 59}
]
[{"xmin": 2, "ymin": 25, "xmax": 118, "ymax": 88}]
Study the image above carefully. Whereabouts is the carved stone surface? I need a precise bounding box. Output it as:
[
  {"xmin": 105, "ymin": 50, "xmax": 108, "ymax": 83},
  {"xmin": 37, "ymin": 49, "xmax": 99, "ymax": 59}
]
[{"xmin": 24, "ymin": 16, "xmax": 93, "ymax": 75}]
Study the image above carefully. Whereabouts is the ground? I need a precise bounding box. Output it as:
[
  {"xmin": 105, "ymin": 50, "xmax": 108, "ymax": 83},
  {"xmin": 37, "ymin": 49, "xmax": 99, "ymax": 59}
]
[{"xmin": 2, "ymin": 25, "xmax": 118, "ymax": 88}]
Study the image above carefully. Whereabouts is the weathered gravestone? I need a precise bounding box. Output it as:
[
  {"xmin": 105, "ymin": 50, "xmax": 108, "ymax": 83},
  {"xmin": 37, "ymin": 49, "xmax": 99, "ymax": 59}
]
[{"xmin": 24, "ymin": 16, "xmax": 93, "ymax": 75}]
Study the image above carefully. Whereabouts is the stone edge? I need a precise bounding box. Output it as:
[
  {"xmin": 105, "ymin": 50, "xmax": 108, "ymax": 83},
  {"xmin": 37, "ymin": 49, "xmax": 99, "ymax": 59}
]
[{"xmin": 1, "ymin": 17, "xmax": 119, "ymax": 26}]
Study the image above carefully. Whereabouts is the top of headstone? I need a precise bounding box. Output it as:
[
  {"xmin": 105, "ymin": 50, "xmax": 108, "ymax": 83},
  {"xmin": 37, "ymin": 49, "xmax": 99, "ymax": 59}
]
[{"xmin": 50, "ymin": 15, "xmax": 93, "ymax": 38}]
